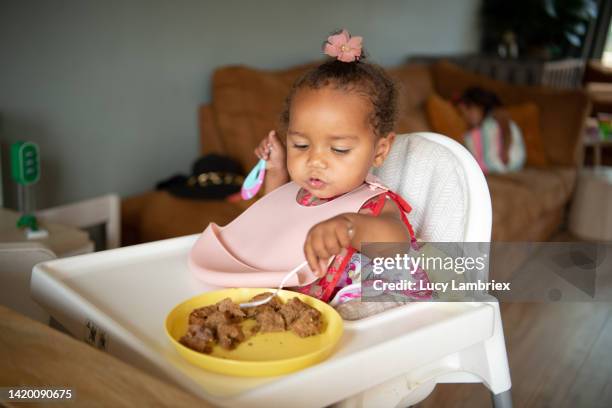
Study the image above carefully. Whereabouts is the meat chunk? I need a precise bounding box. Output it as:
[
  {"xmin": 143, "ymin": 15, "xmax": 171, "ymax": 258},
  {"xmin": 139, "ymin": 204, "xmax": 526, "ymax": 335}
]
[
  {"xmin": 217, "ymin": 323, "xmax": 246, "ymax": 350},
  {"xmin": 243, "ymin": 293, "xmax": 282, "ymax": 318},
  {"xmin": 290, "ymin": 308, "xmax": 323, "ymax": 338},
  {"xmin": 255, "ymin": 309, "xmax": 286, "ymax": 332},
  {"xmin": 204, "ymin": 311, "xmax": 233, "ymax": 331},
  {"xmin": 179, "ymin": 325, "xmax": 215, "ymax": 353},
  {"xmin": 188, "ymin": 305, "xmax": 217, "ymax": 326},
  {"xmin": 252, "ymin": 292, "xmax": 282, "ymax": 310},
  {"xmin": 279, "ymin": 297, "xmax": 310, "ymax": 326},
  {"xmin": 217, "ymin": 297, "xmax": 246, "ymax": 320}
]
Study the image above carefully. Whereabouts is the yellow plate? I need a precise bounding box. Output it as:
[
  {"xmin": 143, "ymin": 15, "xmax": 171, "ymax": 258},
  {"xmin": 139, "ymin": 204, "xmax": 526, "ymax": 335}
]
[{"xmin": 165, "ymin": 288, "xmax": 343, "ymax": 377}]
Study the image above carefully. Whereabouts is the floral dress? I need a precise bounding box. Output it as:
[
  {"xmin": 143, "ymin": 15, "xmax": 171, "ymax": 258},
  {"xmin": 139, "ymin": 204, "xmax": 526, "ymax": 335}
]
[{"xmin": 292, "ymin": 185, "xmax": 429, "ymax": 304}]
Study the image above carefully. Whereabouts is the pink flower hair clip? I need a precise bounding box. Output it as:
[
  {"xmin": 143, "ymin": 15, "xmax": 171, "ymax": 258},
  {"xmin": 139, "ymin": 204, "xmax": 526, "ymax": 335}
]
[{"xmin": 324, "ymin": 29, "xmax": 363, "ymax": 63}]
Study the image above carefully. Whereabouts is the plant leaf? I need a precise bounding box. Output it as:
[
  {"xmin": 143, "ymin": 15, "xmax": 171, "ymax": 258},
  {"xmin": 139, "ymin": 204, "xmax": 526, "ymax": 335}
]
[
  {"xmin": 565, "ymin": 32, "xmax": 582, "ymax": 46},
  {"xmin": 544, "ymin": 0, "xmax": 558, "ymax": 18},
  {"xmin": 568, "ymin": 22, "xmax": 587, "ymax": 35}
]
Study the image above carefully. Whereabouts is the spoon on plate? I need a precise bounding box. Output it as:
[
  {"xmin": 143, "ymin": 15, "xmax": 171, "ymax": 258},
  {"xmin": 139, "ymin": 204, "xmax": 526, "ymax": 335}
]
[{"xmin": 239, "ymin": 261, "xmax": 308, "ymax": 308}]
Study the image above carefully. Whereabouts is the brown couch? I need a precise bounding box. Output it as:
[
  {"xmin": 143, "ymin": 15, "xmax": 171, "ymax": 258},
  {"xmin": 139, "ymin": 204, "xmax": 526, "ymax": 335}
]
[{"xmin": 122, "ymin": 60, "xmax": 590, "ymax": 245}]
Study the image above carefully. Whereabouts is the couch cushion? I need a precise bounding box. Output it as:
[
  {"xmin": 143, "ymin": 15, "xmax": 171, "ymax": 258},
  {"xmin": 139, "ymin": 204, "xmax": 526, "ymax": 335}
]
[
  {"xmin": 504, "ymin": 103, "xmax": 548, "ymax": 167},
  {"xmin": 430, "ymin": 60, "xmax": 590, "ymax": 167},
  {"xmin": 491, "ymin": 167, "xmax": 576, "ymax": 211},
  {"xmin": 387, "ymin": 64, "xmax": 434, "ymax": 133},
  {"xmin": 487, "ymin": 176, "xmax": 541, "ymax": 240},
  {"xmin": 486, "ymin": 167, "xmax": 576, "ymax": 240},
  {"xmin": 425, "ymin": 93, "xmax": 466, "ymax": 142}
]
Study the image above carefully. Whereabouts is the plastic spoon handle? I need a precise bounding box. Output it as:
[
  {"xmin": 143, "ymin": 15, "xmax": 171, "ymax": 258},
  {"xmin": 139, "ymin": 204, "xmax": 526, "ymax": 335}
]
[
  {"xmin": 239, "ymin": 261, "xmax": 308, "ymax": 308},
  {"xmin": 241, "ymin": 158, "xmax": 266, "ymax": 200}
]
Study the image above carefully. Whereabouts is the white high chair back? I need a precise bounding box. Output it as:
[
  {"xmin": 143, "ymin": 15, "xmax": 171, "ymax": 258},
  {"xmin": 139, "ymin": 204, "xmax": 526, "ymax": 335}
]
[
  {"xmin": 356, "ymin": 133, "xmax": 512, "ymax": 408},
  {"xmin": 373, "ymin": 132, "xmax": 492, "ymax": 242}
]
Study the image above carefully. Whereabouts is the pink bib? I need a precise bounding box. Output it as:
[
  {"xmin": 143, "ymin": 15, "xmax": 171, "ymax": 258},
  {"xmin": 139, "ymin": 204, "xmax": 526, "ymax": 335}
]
[{"xmin": 189, "ymin": 177, "xmax": 386, "ymax": 288}]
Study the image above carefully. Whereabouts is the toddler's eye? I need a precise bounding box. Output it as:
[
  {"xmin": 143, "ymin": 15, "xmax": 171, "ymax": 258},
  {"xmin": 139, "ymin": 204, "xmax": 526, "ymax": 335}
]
[
  {"xmin": 332, "ymin": 147, "xmax": 351, "ymax": 154},
  {"xmin": 292, "ymin": 143, "xmax": 308, "ymax": 150}
]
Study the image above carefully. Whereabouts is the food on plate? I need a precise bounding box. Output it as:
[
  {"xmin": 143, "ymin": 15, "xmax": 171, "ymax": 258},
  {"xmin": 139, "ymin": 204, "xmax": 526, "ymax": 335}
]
[
  {"xmin": 255, "ymin": 307, "xmax": 286, "ymax": 332},
  {"xmin": 291, "ymin": 308, "xmax": 324, "ymax": 337},
  {"xmin": 179, "ymin": 293, "xmax": 324, "ymax": 353}
]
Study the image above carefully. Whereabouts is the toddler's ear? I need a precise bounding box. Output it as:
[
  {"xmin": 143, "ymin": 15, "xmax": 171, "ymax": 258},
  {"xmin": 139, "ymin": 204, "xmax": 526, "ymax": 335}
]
[{"xmin": 372, "ymin": 132, "xmax": 396, "ymax": 168}]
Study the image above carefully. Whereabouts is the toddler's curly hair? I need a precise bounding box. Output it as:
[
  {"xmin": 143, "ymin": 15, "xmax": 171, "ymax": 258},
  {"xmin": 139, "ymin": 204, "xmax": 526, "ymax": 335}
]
[{"xmin": 281, "ymin": 52, "xmax": 398, "ymax": 138}]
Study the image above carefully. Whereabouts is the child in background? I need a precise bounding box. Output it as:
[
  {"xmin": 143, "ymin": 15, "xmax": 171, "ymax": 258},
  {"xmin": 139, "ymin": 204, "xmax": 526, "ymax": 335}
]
[
  {"xmin": 456, "ymin": 87, "xmax": 526, "ymax": 174},
  {"xmin": 252, "ymin": 29, "xmax": 430, "ymax": 307}
]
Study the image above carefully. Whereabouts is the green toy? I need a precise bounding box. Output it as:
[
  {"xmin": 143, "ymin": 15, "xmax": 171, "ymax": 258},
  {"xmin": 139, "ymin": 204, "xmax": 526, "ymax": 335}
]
[
  {"xmin": 16, "ymin": 214, "xmax": 39, "ymax": 230},
  {"xmin": 11, "ymin": 141, "xmax": 40, "ymax": 185},
  {"xmin": 10, "ymin": 141, "xmax": 45, "ymax": 236}
]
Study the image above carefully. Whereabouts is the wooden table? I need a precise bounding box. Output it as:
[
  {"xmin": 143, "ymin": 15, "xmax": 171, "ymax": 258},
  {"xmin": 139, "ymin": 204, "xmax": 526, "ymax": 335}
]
[{"xmin": 0, "ymin": 305, "xmax": 213, "ymax": 407}]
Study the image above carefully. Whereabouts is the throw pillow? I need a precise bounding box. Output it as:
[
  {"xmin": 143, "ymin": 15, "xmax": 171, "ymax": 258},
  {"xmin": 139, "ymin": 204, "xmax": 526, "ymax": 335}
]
[
  {"xmin": 505, "ymin": 103, "xmax": 549, "ymax": 167},
  {"xmin": 425, "ymin": 93, "xmax": 467, "ymax": 142}
]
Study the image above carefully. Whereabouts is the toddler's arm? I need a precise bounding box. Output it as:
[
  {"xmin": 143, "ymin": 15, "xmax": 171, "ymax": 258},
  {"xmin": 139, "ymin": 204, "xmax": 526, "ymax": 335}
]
[
  {"xmin": 254, "ymin": 130, "xmax": 290, "ymax": 194},
  {"xmin": 344, "ymin": 199, "xmax": 410, "ymax": 245},
  {"xmin": 304, "ymin": 199, "xmax": 410, "ymax": 276}
]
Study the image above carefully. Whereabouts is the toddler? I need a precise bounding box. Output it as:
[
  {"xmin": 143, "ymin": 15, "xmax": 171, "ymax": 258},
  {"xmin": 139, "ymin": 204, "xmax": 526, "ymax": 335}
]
[
  {"xmin": 252, "ymin": 29, "xmax": 425, "ymax": 308},
  {"xmin": 190, "ymin": 30, "xmax": 430, "ymax": 317},
  {"xmin": 456, "ymin": 87, "xmax": 525, "ymax": 174}
]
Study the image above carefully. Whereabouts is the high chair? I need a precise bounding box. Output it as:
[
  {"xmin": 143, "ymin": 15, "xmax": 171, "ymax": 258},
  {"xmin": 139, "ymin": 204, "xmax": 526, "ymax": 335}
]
[{"xmin": 31, "ymin": 132, "xmax": 512, "ymax": 407}]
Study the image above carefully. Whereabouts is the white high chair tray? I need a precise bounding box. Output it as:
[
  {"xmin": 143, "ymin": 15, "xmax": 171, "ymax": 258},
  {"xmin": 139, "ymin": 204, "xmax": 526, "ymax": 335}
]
[{"xmin": 31, "ymin": 235, "xmax": 496, "ymax": 408}]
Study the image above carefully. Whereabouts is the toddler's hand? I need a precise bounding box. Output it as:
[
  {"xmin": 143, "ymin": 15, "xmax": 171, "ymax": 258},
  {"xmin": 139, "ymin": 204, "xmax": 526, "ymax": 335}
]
[
  {"xmin": 254, "ymin": 130, "xmax": 286, "ymax": 172},
  {"xmin": 304, "ymin": 215, "xmax": 355, "ymax": 278}
]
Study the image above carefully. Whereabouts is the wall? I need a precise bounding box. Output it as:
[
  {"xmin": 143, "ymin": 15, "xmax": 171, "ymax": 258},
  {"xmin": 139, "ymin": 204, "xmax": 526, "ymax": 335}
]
[{"xmin": 0, "ymin": 0, "xmax": 480, "ymax": 209}]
